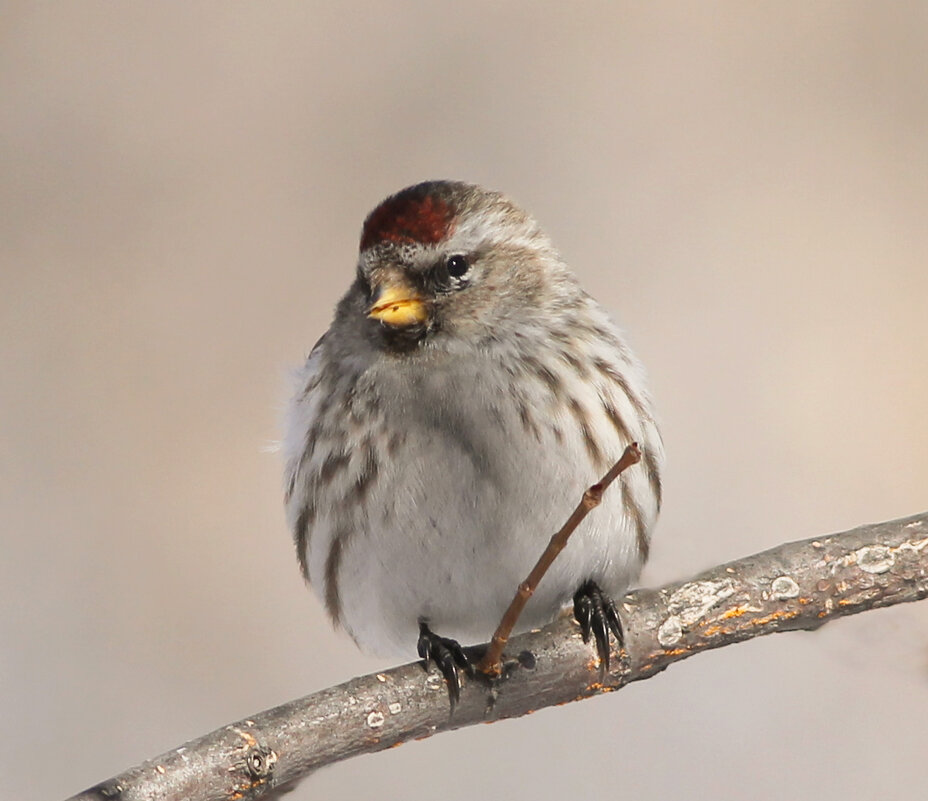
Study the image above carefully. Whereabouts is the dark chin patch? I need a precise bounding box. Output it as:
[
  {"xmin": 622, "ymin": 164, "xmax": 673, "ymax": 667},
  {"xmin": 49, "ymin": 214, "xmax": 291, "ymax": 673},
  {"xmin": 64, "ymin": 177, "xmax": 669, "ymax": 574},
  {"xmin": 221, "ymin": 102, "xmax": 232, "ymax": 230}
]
[
  {"xmin": 361, "ymin": 184, "xmax": 455, "ymax": 251},
  {"xmin": 377, "ymin": 322, "xmax": 429, "ymax": 353}
]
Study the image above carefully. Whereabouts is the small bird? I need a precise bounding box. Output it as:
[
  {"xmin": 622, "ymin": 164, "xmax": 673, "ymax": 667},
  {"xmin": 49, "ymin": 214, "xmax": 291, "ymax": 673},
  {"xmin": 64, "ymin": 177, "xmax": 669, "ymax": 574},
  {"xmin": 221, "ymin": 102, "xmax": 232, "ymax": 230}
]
[{"xmin": 283, "ymin": 181, "xmax": 663, "ymax": 700}]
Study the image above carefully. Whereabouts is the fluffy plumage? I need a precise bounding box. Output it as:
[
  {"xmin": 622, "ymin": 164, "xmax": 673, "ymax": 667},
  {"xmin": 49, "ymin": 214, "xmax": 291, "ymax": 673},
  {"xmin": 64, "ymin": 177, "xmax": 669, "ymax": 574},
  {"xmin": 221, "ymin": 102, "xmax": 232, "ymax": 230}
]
[{"xmin": 283, "ymin": 181, "xmax": 663, "ymax": 656}]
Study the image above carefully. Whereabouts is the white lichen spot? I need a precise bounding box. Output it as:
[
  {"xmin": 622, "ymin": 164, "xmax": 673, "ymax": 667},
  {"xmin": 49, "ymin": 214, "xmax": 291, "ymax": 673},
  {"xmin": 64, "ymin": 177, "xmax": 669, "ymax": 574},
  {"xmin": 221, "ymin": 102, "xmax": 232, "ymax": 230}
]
[
  {"xmin": 425, "ymin": 674, "xmax": 443, "ymax": 691},
  {"xmin": 856, "ymin": 545, "xmax": 894, "ymax": 574},
  {"xmin": 898, "ymin": 536, "xmax": 928, "ymax": 554},
  {"xmin": 367, "ymin": 711, "xmax": 385, "ymax": 728},
  {"xmin": 657, "ymin": 616, "xmax": 683, "ymax": 647},
  {"xmin": 771, "ymin": 576, "xmax": 800, "ymax": 599},
  {"xmin": 347, "ymin": 696, "xmax": 357, "ymax": 706},
  {"xmin": 155, "ymin": 765, "xmax": 165, "ymax": 775},
  {"xmin": 667, "ymin": 579, "xmax": 736, "ymax": 627},
  {"xmin": 376, "ymin": 673, "xmax": 388, "ymax": 682},
  {"xmin": 389, "ymin": 702, "xmax": 402, "ymax": 714}
]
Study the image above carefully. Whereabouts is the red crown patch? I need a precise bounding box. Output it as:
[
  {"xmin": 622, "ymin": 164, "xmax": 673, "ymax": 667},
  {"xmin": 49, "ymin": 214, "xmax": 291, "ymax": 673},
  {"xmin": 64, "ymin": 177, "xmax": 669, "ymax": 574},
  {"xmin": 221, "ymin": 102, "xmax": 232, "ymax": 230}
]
[{"xmin": 360, "ymin": 187, "xmax": 455, "ymax": 251}]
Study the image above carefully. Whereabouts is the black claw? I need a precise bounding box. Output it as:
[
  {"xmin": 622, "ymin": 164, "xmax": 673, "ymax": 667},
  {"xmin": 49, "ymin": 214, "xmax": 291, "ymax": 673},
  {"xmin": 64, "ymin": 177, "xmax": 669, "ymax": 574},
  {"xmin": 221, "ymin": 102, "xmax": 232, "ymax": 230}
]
[
  {"xmin": 574, "ymin": 592, "xmax": 593, "ymax": 644},
  {"xmin": 604, "ymin": 594, "xmax": 625, "ymax": 648},
  {"xmin": 573, "ymin": 580, "xmax": 625, "ymax": 675},
  {"xmin": 591, "ymin": 603, "xmax": 610, "ymax": 672},
  {"xmin": 417, "ymin": 620, "xmax": 472, "ymax": 710}
]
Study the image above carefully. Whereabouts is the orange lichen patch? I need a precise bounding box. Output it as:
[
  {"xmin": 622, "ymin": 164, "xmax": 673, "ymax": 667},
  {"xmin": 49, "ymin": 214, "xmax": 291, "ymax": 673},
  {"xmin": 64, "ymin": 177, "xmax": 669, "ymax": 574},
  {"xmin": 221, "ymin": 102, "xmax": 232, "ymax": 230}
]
[
  {"xmin": 798, "ymin": 597, "xmax": 813, "ymax": 605},
  {"xmin": 838, "ymin": 598, "xmax": 856, "ymax": 606},
  {"xmin": 661, "ymin": 647, "xmax": 690, "ymax": 656},
  {"xmin": 748, "ymin": 609, "xmax": 800, "ymax": 627},
  {"xmin": 584, "ymin": 683, "xmax": 618, "ymax": 694},
  {"xmin": 232, "ymin": 779, "xmax": 268, "ymax": 798},
  {"xmin": 719, "ymin": 605, "xmax": 751, "ymax": 620},
  {"xmin": 705, "ymin": 608, "xmax": 802, "ymax": 635},
  {"xmin": 231, "ymin": 785, "xmax": 264, "ymax": 801}
]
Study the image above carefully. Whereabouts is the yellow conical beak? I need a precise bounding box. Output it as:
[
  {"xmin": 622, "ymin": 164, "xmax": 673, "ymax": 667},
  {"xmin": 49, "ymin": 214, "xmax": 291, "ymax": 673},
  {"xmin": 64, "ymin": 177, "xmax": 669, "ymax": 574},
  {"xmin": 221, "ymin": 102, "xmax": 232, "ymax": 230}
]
[{"xmin": 368, "ymin": 279, "xmax": 428, "ymax": 328}]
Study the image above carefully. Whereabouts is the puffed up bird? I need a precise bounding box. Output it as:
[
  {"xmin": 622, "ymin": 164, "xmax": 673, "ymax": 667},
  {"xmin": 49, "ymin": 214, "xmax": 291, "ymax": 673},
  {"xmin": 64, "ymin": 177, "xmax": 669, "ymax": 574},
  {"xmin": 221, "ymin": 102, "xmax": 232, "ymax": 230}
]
[{"xmin": 283, "ymin": 180, "xmax": 663, "ymax": 702}]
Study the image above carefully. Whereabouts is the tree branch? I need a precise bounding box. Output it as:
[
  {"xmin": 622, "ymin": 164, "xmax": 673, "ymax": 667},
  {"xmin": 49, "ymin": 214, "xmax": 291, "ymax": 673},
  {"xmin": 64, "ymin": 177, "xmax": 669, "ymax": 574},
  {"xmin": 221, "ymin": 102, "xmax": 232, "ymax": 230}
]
[{"xmin": 71, "ymin": 512, "xmax": 928, "ymax": 801}]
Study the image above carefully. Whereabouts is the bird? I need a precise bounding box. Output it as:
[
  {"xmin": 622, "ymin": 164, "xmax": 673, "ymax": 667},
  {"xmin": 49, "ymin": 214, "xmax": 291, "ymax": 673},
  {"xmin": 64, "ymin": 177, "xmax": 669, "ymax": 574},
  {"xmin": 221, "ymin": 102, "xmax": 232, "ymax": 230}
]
[{"xmin": 282, "ymin": 180, "xmax": 663, "ymax": 704}]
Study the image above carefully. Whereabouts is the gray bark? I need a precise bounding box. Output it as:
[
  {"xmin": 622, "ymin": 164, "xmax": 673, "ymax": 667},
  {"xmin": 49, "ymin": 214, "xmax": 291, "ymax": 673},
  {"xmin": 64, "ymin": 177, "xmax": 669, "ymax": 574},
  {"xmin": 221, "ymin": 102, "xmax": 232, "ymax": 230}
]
[{"xmin": 70, "ymin": 511, "xmax": 928, "ymax": 801}]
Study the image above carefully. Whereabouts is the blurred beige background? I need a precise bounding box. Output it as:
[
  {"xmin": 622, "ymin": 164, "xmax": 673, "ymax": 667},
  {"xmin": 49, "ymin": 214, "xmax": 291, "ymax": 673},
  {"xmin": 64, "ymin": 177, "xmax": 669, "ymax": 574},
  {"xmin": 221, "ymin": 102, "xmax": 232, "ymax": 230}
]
[{"xmin": 2, "ymin": 3, "xmax": 927, "ymax": 799}]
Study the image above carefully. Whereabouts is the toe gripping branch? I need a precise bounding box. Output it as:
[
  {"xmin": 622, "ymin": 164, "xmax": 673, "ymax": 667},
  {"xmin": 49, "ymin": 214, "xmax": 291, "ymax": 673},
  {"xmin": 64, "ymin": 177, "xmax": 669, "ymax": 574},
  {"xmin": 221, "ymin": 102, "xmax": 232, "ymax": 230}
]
[
  {"xmin": 573, "ymin": 579, "xmax": 625, "ymax": 674},
  {"xmin": 417, "ymin": 621, "xmax": 473, "ymax": 710}
]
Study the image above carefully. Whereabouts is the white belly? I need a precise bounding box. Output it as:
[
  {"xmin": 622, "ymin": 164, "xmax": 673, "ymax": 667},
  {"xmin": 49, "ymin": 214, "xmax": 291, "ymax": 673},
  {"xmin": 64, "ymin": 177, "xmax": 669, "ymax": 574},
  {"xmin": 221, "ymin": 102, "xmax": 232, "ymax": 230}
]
[{"xmin": 297, "ymin": 351, "xmax": 660, "ymax": 657}]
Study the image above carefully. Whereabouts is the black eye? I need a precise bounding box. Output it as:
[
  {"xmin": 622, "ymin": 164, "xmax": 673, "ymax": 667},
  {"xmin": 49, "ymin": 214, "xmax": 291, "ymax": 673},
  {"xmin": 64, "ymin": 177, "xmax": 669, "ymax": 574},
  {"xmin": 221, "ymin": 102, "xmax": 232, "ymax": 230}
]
[{"xmin": 445, "ymin": 254, "xmax": 470, "ymax": 279}]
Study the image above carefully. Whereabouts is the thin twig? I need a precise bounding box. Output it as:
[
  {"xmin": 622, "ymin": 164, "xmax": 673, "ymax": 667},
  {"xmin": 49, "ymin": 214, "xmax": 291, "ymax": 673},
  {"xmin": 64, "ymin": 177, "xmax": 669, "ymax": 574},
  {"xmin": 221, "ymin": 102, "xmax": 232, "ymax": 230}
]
[
  {"xmin": 69, "ymin": 511, "xmax": 928, "ymax": 801},
  {"xmin": 477, "ymin": 442, "xmax": 642, "ymax": 676}
]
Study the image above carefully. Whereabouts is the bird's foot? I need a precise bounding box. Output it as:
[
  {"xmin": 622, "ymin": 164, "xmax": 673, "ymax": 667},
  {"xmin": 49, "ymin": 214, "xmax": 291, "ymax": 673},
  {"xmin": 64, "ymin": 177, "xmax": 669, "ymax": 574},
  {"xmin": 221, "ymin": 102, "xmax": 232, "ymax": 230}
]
[
  {"xmin": 573, "ymin": 579, "xmax": 624, "ymax": 674},
  {"xmin": 417, "ymin": 620, "xmax": 473, "ymax": 710}
]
